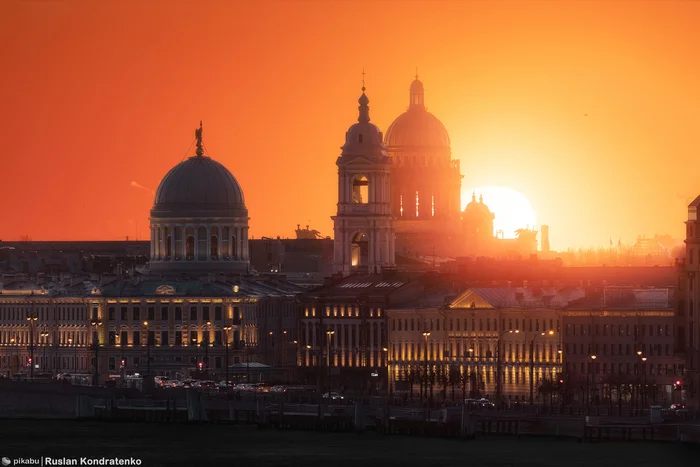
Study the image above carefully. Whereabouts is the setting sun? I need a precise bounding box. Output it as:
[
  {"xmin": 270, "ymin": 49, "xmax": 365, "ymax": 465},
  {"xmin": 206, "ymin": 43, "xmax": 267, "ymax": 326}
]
[{"xmin": 462, "ymin": 186, "xmax": 537, "ymax": 238}]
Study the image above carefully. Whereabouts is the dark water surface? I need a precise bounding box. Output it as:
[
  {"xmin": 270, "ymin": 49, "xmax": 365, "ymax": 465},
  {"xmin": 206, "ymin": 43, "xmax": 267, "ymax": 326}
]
[{"xmin": 0, "ymin": 420, "xmax": 695, "ymax": 467}]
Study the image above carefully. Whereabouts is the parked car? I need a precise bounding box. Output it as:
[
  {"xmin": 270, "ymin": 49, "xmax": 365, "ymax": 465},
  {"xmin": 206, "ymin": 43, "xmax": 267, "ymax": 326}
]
[{"xmin": 322, "ymin": 392, "xmax": 344, "ymax": 400}]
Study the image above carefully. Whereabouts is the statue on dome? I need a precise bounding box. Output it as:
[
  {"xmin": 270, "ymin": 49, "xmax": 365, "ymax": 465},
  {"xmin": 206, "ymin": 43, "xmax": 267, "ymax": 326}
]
[{"xmin": 195, "ymin": 121, "xmax": 204, "ymax": 155}]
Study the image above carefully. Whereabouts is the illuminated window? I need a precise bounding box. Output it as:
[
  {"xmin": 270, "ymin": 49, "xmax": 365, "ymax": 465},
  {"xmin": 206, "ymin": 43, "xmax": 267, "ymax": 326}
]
[
  {"xmin": 399, "ymin": 194, "xmax": 403, "ymax": 216},
  {"xmin": 431, "ymin": 195, "xmax": 435, "ymax": 216},
  {"xmin": 415, "ymin": 191, "xmax": 419, "ymax": 217}
]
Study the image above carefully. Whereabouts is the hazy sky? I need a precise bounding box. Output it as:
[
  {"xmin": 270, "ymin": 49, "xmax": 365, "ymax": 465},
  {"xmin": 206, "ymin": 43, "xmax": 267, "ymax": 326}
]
[{"xmin": 1, "ymin": 0, "xmax": 699, "ymax": 251}]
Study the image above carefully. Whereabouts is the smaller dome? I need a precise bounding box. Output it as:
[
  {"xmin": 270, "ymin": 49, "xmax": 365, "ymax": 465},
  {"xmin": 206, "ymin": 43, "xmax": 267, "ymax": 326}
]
[
  {"xmin": 341, "ymin": 90, "xmax": 387, "ymax": 158},
  {"xmin": 464, "ymin": 194, "xmax": 494, "ymax": 218},
  {"xmin": 410, "ymin": 78, "xmax": 424, "ymax": 94}
]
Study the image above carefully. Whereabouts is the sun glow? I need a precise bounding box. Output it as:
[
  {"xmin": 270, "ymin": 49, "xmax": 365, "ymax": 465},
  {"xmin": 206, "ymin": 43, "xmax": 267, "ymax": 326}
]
[{"xmin": 462, "ymin": 186, "xmax": 537, "ymax": 239}]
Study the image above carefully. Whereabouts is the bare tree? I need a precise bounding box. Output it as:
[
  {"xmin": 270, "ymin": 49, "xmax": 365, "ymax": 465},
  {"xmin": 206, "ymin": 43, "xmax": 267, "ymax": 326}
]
[{"xmin": 18, "ymin": 235, "xmax": 32, "ymax": 242}]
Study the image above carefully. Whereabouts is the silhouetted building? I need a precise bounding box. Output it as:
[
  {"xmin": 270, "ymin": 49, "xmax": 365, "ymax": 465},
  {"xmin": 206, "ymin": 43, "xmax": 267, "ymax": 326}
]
[
  {"xmin": 332, "ymin": 84, "xmax": 395, "ymax": 275},
  {"xmin": 385, "ymin": 76, "xmax": 462, "ymax": 258}
]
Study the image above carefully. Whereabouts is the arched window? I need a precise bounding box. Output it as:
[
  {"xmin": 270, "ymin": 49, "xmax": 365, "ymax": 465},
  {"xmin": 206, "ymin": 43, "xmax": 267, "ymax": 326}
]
[
  {"xmin": 231, "ymin": 234, "xmax": 237, "ymax": 258},
  {"xmin": 352, "ymin": 175, "xmax": 369, "ymax": 204},
  {"xmin": 358, "ymin": 133, "xmax": 364, "ymax": 143},
  {"xmin": 351, "ymin": 232, "xmax": 368, "ymax": 268},
  {"xmin": 185, "ymin": 235, "xmax": 195, "ymax": 260}
]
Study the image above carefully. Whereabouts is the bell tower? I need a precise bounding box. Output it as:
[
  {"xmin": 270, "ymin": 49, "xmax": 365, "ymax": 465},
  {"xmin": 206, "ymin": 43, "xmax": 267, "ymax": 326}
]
[{"xmin": 332, "ymin": 78, "xmax": 395, "ymax": 275}]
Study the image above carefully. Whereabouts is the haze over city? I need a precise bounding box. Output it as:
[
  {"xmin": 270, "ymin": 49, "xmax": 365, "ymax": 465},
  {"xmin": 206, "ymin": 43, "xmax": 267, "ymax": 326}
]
[{"xmin": 2, "ymin": 0, "xmax": 700, "ymax": 251}]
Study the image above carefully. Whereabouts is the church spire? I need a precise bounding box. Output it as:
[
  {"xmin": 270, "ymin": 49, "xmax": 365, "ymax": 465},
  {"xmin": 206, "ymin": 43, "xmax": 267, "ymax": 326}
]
[
  {"xmin": 195, "ymin": 121, "xmax": 204, "ymax": 156},
  {"xmin": 358, "ymin": 69, "xmax": 370, "ymax": 123}
]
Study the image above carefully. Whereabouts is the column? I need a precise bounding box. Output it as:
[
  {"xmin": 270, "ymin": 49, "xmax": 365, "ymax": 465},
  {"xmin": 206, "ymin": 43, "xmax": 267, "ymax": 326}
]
[
  {"xmin": 242, "ymin": 227, "xmax": 249, "ymax": 260},
  {"xmin": 161, "ymin": 226, "xmax": 166, "ymax": 261},
  {"xmin": 206, "ymin": 225, "xmax": 211, "ymax": 261},
  {"xmin": 150, "ymin": 228, "xmax": 155, "ymax": 259},
  {"xmin": 217, "ymin": 226, "xmax": 223, "ymax": 261},
  {"xmin": 182, "ymin": 226, "xmax": 187, "ymax": 259},
  {"xmin": 236, "ymin": 227, "xmax": 242, "ymax": 260}
]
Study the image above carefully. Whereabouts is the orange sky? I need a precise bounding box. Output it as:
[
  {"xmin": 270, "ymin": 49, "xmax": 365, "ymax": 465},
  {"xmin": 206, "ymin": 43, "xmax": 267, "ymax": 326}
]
[{"xmin": 2, "ymin": 0, "xmax": 700, "ymax": 252}]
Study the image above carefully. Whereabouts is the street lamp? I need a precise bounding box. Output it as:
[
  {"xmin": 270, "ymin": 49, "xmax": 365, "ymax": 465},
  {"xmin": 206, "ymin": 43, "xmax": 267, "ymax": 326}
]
[
  {"xmin": 496, "ymin": 329, "xmax": 520, "ymax": 405},
  {"xmin": 640, "ymin": 354, "xmax": 648, "ymax": 408},
  {"xmin": 326, "ymin": 330, "xmax": 335, "ymax": 396},
  {"xmin": 382, "ymin": 347, "xmax": 389, "ymax": 396},
  {"xmin": 9, "ymin": 337, "xmax": 15, "ymax": 375},
  {"xmin": 40, "ymin": 327, "xmax": 49, "ymax": 374},
  {"xmin": 143, "ymin": 321, "xmax": 150, "ymax": 385},
  {"xmin": 204, "ymin": 321, "xmax": 211, "ymax": 375},
  {"xmin": 529, "ymin": 330, "xmax": 555, "ymax": 405},
  {"xmin": 422, "ymin": 331, "xmax": 431, "ymax": 401},
  {"xmin": 26, "ymin": 315, "xmax": 38, "ymax": 379},
  {"xmin": 68, "ymin": 337, "xmax": 74, "ymax": 372},
  {"xmin": 90, "ymin": 318, "xmax": 102, "ymax": 386},
  {"xmin": 223, "ymin": 324, "xmax": 232, "ymax": 384},
  {"xmin": 589, "ymin": 354, "xmax": 597, "ymax": 407}
]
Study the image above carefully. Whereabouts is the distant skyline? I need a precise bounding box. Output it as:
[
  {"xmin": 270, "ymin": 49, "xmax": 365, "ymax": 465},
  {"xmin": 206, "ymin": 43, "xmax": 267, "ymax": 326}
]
[{"xmin": 2, "ymin": 1, "xmax": 699, "ymax": 251}]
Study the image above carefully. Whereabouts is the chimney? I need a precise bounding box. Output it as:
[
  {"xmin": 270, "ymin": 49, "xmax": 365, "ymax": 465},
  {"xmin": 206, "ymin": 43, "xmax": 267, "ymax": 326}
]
[{"xmin": 541, "ymin": 225, "xmax": 550, "ymax": 252}]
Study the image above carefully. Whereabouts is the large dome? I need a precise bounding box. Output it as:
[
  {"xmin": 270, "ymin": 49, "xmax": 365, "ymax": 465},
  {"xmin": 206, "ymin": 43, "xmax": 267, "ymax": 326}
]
[
  {"xmin": 385, "ymin": 110, "xmax": 451, "ymax": 147},
  {"xmin": 384, "ymin": 77, "xmax": 451, "ymax": 148},
  {"xmin": 151, "ymin": 155, "xmax": 247, "ymax": 219}
]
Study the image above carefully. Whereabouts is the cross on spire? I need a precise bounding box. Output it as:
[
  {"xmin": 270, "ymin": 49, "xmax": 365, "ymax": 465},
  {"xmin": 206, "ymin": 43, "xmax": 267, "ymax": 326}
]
[
  {"xmin": 362, "ymin": 68, "xmax": 366, "ymax": 92},
  {"xmin": 415, "ymin": 66, "xmax": 418, "ymax": 80}
]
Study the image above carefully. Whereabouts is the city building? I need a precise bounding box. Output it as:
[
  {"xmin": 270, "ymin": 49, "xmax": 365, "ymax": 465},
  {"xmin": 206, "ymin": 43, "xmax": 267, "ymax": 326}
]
[
  {"xmin": 679, "ymin": 195, "xmax": 700, "ymax": 408},
  {"xmin": 561, "ymin": 286, "xmax": 683, "ymax": 407},
  {"xmin": 297, "ymin": 272, "xmax": 425, "ymax": 392},
  {"xmin": 0, "ymin": 124, "xmax": 305, "ymax": 383},
  {"xmin": 387, "ymin": 286, "xmax": 566, "ymax": 403}
]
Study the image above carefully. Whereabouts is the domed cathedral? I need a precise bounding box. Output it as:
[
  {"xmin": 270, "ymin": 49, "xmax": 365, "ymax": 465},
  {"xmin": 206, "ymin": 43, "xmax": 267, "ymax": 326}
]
[
  {"xmin": 149, "ymin": 122, "xmax": 250, "ymax": 274},
  {"xmin": 332, "ymin": 80, "xmax": 396, "ymax": 276},
  {"xmin": 462, "ymin": 193, "xmax": 496, "ymax": 257},
  {"xmin": 384, "ymin": 75, "xmax": 463, "ymax": 257}
]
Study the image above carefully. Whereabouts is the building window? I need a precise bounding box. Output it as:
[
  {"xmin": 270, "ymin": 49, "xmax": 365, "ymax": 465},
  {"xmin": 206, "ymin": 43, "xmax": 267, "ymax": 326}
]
[
  {"xmin": 175, "ymin": 331, "xmax": 182, "ymax": 346},
  {"xmin": 203, "ymin": 307, "xmax": 210, "ymax": 322},
  {"xmin": 120, "ymin": 307, "xmax": 128, "ymax": 321},
  {"xmin": 175, "ymin": 307, "xmax": 182, "ymax": 321},
  {"xmin": 215, "ymin": 306, "xmax": 222, "ymax": 321},
  {"xmin": 190, "ymin": 330, "xmax": 198, "ymax": 345},
  {"xmin": 358, "ymin": 133, "xmax": 363, "ymax": 143},
  {"xmin": 148, "ymin": 307, "xmax": 155, "ymax": 321},
  {"xmin": 133, "ymin": 307, "xmax": 140, "ymax": 322},
  {"xmin": 190, "ymin": 307, "xmax": 197, "ymax": 321},
  {"xmin": 352, "ymin": 175, "xmax": 369, "ymax": 204},
  {"xmin": 108, "ymin": 307, "xmax": 115, "ymax": 321},
  {"xmin": 120, "ymin": 331, "xmax": 128, "ymax": 347},
  {"xmin": 108, "ymin": 331, "xmax": 116, "ymax": 346},
  {"xmin": 133, "ymin": 331, "xmax": 140, "ymax": 347},
  {"xmin": 161, "ymin": 306, "xmax": 168, "ymax": 321},
  {"xmin": 161, "ymin": 331, "xmax": 169, "ymax": 346},
  {"xmin": 147, "ymin": 330, "xmax": 155, "ymax": 346}
]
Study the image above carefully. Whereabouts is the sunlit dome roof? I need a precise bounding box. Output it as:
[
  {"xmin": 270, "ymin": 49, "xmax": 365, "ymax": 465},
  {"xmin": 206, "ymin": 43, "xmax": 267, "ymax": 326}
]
[
  {"xmin": 384, "ymin": 77, "xmax": 451, "ymax": 148},
  {"xmin": 151, "ymin": 154, "xmax": 247, "ymax": 220}
]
